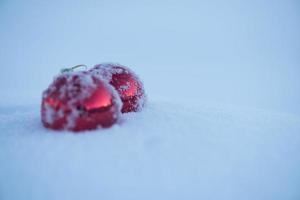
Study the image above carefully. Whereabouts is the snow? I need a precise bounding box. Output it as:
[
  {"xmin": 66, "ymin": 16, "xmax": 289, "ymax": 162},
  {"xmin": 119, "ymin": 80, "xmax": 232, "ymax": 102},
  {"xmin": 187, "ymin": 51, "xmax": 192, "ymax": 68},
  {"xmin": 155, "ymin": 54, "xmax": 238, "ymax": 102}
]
[
  {"xmin": 1, "ymin": 102, "xmax": 300, "ymax": 199},
  {"xmin": 1, "ymin": 0, "xmax": 300, "ymax": 199}
]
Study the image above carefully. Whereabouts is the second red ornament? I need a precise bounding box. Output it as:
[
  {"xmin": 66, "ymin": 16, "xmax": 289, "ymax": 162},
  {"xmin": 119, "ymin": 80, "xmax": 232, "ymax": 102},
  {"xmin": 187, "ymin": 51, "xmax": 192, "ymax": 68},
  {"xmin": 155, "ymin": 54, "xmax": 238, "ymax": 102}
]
[{"xmin": 89, "ymin": 63, "xmax": 146, "ymax": 113}]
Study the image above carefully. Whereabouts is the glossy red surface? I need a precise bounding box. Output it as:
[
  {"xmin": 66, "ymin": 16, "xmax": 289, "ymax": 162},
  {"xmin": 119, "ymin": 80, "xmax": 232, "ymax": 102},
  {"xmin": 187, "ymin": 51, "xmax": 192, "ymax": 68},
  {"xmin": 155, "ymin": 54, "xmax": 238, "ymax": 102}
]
[
  {"xmin": 90, "ymin": 64, "xmax": 146, "ymax": 113},
  {"xmin": 41, "ymin": 72, "xmax": 120, "ymax": 132}
]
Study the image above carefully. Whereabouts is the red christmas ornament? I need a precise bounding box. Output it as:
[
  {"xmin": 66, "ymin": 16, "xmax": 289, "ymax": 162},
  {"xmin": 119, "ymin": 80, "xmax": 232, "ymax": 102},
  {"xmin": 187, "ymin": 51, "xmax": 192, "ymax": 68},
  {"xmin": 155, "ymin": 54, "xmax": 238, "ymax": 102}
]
[
  {"xmin": 41, "ymin": 68, "xmax": 121, "ymax": 132},
  {"xmin": 89, "ymin": 63, "xmax": 146, "ymax": 113}
]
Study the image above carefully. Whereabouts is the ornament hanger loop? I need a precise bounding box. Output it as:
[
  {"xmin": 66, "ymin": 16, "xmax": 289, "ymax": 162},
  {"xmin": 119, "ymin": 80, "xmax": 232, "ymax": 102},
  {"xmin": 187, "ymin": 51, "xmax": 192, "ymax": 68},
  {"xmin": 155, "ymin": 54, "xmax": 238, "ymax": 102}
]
[{"xmin": 61, "ymin": 64, "xmax": 87, "ymax": 73}]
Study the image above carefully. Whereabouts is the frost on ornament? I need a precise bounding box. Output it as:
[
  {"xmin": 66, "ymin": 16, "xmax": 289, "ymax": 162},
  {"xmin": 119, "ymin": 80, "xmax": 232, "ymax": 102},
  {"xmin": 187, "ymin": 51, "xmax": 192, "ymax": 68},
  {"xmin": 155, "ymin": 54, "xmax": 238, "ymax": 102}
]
[
  {"xmin": 89, "ymin": 63, "xmax": 146, "ymax": 113},
  {"xmin": 41, "ymin": 71, "xmax": 122, "ymax": 132}
]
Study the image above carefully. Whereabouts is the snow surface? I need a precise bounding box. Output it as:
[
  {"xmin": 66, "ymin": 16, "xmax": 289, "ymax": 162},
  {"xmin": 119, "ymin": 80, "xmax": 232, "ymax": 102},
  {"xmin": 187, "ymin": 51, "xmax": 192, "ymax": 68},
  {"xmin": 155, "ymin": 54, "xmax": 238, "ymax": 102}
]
[
  {"xmin": 1, "ymin": 0, "xmax": 300, "ymax": 200},
  {"xmin": 1, "ymin": 102, "xmax": 300, "ymax": 200}
]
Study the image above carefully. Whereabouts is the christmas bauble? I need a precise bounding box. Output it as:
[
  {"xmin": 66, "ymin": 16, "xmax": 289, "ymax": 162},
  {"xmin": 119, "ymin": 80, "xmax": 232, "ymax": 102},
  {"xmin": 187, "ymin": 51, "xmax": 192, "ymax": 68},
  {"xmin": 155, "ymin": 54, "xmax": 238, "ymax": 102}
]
[
  {"xmin": 41, "ymin": 71, "xmax": 121, "ymax": 132},
  {"xmin": 89, "ymin": 63, "xmax": 146, "ymax": 113}
]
